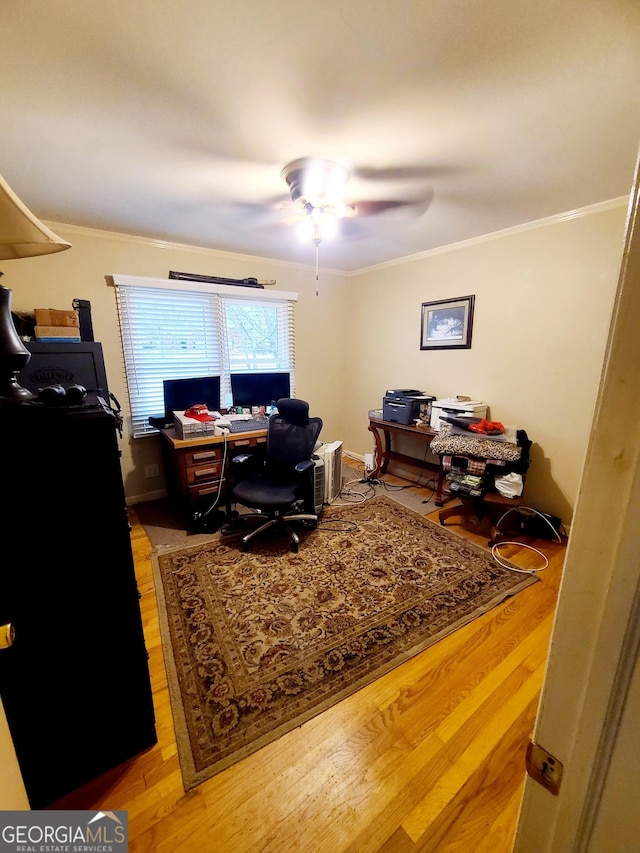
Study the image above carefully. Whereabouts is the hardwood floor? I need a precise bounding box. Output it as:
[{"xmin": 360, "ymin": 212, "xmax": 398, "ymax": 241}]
[{"xmin": 52, "ymin": 461, "xmax": 566, "ymax": 852}]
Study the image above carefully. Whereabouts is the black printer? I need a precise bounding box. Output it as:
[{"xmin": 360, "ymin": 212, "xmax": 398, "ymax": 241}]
[{"xmin": 383, "ymin": 389, "xmax": 436, "ymax": 425}]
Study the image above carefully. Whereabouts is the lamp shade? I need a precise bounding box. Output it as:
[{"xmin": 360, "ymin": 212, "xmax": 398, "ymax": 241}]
[
  {"xmin": 0, "ymin": 174, "xmax": 71, "ymax": 260},
  {"xmin": 0, "ymin": 174, "xmax": 72, "ymax": 400}
]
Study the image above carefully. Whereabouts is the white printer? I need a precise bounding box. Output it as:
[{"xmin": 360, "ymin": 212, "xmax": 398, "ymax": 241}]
[{"xmin": 430, "ymin": 398, "xmax": 488, "ymax": 430}]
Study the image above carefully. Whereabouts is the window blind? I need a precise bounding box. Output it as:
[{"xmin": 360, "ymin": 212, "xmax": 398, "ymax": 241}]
[{"xmin": 113, "ymin": 278, "xmax": 296, "ymax": 437}]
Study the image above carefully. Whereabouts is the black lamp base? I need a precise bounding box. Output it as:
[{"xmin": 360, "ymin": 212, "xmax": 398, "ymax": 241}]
[
  {"xmin": 0, "ymin": 282, "xmax": 35, "ymax": 402},
  {"xmin": 0, "ymin": 375, "xmax": 35, "ymax": 400}
]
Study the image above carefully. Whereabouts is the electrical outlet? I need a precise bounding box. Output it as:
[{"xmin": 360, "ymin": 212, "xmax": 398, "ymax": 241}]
[
  {"xmin": 144, "ymin": 463, "xmax": 160, "ymax": 479},
  {"xmin": 364, "ymin": 453, "xmax": 374, "ymax": 472}
]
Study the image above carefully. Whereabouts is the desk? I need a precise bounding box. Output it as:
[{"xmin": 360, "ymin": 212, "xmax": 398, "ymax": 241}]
[
  {"xmin": 161, "ymin": 426, "xmax": 267, "ymax": 516},
  {"xmin": 367, "ymin": 416, "xmax": 445, "ymax": 501}
]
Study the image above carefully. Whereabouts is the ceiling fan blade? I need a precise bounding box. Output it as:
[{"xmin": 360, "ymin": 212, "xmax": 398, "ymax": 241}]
[
  {"xmin": 280, "ymin": 210, "xmax": 305, "ymax": 225},
  {"xmin": 349, "ymin": 199, "xmax": 414, "ymax": 216},
  {"xmin": 349, "ymin": 188, "xmax": 434, "ymax": 218},
  {"xmin": 353, "ymin": 164, "xmax": 457, "ymax": 182}
]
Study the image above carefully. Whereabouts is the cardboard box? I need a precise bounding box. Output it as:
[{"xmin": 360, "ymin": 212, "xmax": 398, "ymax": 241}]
[
  {"xmin": 35, "ymin": 325, "xmax": 82, "ymax": 340},
  {"xmin": 34, "ymin": 308, "xmax": 79, "ymax": 327}
]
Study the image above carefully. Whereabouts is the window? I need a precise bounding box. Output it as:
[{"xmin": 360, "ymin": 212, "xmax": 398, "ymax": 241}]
[{"xmin": 112, "ymin": 275, "xmax": 297, "ymax": 437}]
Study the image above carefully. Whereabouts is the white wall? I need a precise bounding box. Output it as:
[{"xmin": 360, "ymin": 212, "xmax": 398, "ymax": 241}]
[
  {"xmin": 341, "ymin": 202, "xmax": 628, "ymax": 524},
  {"xmin": 4, "ymin": 226, "xmax": 349, "ymax": 502},
  {"xmin": 4, "ymin": 201, "xmax": 627, "ymax": 524}
]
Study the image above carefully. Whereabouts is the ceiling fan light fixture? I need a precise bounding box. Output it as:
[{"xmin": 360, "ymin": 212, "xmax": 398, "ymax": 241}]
[
  {"xmin": 296, "ymin": 215, "xmax": 315, "ymax": 243},
  {"xmin": 282, "ymin": 158, "xmax": 350, "ymax": 208},
  {"xmin": 296, "ymin": 206, "xmax": 338, "ymax": 244},
  {"xmin": 304, "ymin": 162, "xmax": 349, "ymax": 206},
  {"xmin": 317, "ymin": 211, "xmax": 338, "ymax": 240}
]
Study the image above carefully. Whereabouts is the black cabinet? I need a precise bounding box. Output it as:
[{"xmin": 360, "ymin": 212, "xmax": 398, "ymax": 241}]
[{"xmin": 0, "ymin": 395, "xmax": 157, "ymax": 808}]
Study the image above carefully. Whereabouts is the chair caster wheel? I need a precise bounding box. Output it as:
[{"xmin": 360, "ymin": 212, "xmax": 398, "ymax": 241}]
[
  {"xmin": 291, "ymin": 542, "xmax": 299, "ymax": 553},
  {"xmin": 220, "ymin": 510, "xmax": 241, "ymax": 536}
]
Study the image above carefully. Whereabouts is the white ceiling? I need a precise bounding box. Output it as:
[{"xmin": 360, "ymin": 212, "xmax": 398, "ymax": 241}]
[{"xmin": 2, "ymin": 0, "xmax": 640, "ymax": 272}]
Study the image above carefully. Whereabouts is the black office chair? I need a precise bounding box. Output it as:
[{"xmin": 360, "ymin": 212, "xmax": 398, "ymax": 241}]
[{"xmin": 227, "ymin": 398, "xmax": 323, "ymax": 552}]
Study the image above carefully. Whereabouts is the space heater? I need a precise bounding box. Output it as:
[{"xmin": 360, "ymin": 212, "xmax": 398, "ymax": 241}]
[
  {"xmin": 312, "ymin": 456, "xmax": 326, "ymax": 515},
  {"xmin": 316, "ymin": 440, "xmax": 343, "ymax": 503}
]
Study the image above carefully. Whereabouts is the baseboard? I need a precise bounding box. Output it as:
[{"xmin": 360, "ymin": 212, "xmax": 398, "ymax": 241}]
[{"xmin": 127, "ymin": 487, "xmax": 168, "ymax": 506}]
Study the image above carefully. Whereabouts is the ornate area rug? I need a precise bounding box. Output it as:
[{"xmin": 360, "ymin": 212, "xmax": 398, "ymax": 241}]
[{"xmin": 151, "ymin": 495, "xmax": 536, "ymax": 790}]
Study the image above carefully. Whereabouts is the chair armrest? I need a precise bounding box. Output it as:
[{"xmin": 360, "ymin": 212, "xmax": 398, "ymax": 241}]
[
  {"xmin": 231, "ymin": 453, "xmax": 253, "ymax": 467},
  {"xmin": 294, "ymin": 460, "xmax": 315, "ymax": 474}
]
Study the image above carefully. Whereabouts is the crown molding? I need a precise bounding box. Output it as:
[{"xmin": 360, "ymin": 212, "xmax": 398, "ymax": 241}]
[
  {"xmin": 44, "ymin": 195, "xmax": 629, "ymax": 280},
  {"xmin": 348, "ymin": 196, "xmax": 630, "ymax": 276},
  {"xmin": 42, "ymin": 220, "xmax": 345, "ymax": 276}
]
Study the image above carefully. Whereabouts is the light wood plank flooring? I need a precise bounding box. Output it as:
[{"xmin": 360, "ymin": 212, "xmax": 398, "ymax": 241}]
[{"xmin": 52, "ymin": 461, "xmax": 566, "ymax": 852}]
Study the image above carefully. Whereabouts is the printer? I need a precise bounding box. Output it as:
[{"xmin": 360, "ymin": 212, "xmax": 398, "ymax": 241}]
[
  {"xmin": 430, "ymin": 398, "xmax": 488, "ymax": 429},
  {"xmin": 383, "ymin": 389, "xmax": 436, "ymax": 425}
]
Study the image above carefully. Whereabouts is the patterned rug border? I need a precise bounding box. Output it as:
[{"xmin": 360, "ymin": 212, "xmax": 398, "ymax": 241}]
[{"xmin": 151, "ymin": 495, "xmax": 537, "ymax": 791}]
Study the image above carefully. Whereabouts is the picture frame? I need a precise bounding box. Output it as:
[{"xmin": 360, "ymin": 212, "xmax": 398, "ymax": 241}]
[{"xmin": 420, "ymin": 295, "xmax": 475, "ymax": 350}]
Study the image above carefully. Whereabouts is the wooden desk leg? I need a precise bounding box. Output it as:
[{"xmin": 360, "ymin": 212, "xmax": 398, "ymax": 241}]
[
  {"xmin": 367, "ymin": 423, "xmax": 383, "ymax": 477},
  {"xmin": 434, "ymin": 464, "xmax": 445, "ymax": 506},
  {"xmin": 381, "ymin": 429, "xmax": 391, "ymax": 474}
]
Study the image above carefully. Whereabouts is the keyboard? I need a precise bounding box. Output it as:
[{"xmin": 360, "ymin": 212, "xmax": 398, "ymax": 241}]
[{"xmin": 225, "ymin": 417, "xmax": 269, "ymax": 433}]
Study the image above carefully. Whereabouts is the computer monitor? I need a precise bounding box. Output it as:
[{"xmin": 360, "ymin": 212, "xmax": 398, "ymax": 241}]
[
  {"xmin": 163, "ymin": 376, "xmax": 221, "ymax": 420},
  {"xmin": 230, "ymin": 372, "xmax": 290, "ymax": 408}
]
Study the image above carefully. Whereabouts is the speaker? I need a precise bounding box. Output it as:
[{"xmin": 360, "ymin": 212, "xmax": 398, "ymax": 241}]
[{"xmin": 72, "ymin": 298, "xmax": 94, "ymax": 342}]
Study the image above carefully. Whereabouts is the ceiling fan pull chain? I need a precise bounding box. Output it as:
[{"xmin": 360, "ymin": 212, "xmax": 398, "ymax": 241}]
[{"xmin": 315, "ymin": 243, "xmax": 320, "ymax": 294}]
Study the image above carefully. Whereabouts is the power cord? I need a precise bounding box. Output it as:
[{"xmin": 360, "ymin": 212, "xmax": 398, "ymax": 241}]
[
  {"xmin": 191, "ymin": 432, "xmax": 230, "ymax": 530},
  {"xmin": 356, "ymin": 456, "xmax": 438, "ymax": 493},
  {"xmin": 494, "ymin": 506, "xmax": 563, "ymax": 543},
  {"xmin": 333, "ymin": 476, "xmax": 377, "ymax": 505},
  {"xmin": 490, "ymin": 505, "xmax": 562, "ymax": 575},
  {"xmin": 491, "ymin": 542, "xmax": 549, "ymax": 575}
]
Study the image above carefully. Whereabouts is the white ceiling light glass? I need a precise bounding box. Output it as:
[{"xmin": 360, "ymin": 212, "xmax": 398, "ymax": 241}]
[{"xmin": 282, "ymin": 158, "xmax": 351, "ymax": 287}]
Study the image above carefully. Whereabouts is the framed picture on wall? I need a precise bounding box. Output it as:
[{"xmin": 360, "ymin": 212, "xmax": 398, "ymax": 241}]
[{"xmin": 420, "ymin": 295, "xmax": 475, "ymax": 350}]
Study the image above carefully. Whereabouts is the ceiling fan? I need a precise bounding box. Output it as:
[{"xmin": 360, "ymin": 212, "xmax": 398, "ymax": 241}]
[
  {"xmin": 276, "ymin": 157, "xmax": 433, "ymax": 287},
  {"xmin": 279, "ymin": 157, "xmax": 431, "ymax": 246}
]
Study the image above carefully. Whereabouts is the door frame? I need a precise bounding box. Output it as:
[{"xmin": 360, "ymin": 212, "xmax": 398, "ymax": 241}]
[{"xmin": 514, "ymin": 150, "xmax": 640, "ymax": 850}]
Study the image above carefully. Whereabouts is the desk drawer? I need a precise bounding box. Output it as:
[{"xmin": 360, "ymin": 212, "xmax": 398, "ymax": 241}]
[
  {"xmin": 231, "ymin": 435, "xmax": 268, "ymax": 449},
  {"xmin": 188, "ymin": 481, "xmax": 222, "ymax": 502},
  {"xmin": 183, "ymin": 447, "xmax": 223, "ymax": 467},
  {"xmin": 186, "ymin": 462, "xmax": 222, "ymax": 484}
]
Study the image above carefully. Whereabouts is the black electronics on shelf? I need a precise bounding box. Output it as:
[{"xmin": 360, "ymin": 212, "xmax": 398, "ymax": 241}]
[{"xmin": 17, "ymin": 341, "xmax": 109, "ymax": 399}]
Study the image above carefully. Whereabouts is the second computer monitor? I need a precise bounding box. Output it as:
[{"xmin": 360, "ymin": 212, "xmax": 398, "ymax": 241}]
[
  {"xmin": 230, "ymin": 372, "xmax": 290, "ymax": 408},
  {"xmin": 163, "ymin": 375, "xmax": 221, "ymax": 420}
]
